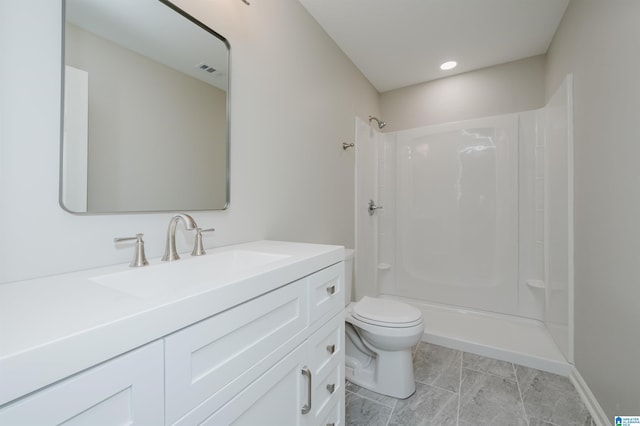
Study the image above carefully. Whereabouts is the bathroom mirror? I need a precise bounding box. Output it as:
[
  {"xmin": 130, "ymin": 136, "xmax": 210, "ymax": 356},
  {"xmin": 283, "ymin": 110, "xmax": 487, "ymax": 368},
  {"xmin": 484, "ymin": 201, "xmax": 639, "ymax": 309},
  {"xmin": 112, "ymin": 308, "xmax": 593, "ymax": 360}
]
[{"xmin": 61, "ymin": 0, "xmax": 229, "ymax": 213}]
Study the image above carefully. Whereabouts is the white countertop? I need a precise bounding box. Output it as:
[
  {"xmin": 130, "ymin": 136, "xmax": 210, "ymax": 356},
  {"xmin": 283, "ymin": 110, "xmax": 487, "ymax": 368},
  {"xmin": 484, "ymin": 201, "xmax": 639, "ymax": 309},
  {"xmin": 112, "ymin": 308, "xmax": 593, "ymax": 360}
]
[{"xmin": 0, "ymin": 240, "xmax": 344, "ymax": 406}]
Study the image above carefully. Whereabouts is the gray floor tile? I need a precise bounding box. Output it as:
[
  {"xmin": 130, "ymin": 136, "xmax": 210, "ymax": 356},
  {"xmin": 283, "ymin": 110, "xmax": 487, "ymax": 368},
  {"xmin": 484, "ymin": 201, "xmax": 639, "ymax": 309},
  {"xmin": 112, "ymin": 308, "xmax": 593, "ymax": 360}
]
[
  {"xmin": 528, "ymin": 417, "xmax": 593, "ymax": 426},
  {"xmin": 345, "ymin": 381, "xmax": 397, "ymax": 408},
  {"xmin": 388, "ymin": 382, "xmax": 458, "ymax": 426},
  {"xmin": 413, "ymin": 342, "xmax": 462, "ymax": 392},
  {"xmin": 529, "ymin": 417, "xmax": 558, "ymax": 426},
  {"xmin": 344, "ymin": 344, "xmax": 594, "ymax": 426},
  {"xmin": 345, "ymin": 391, "xmax": 393, "ymax": 426},
  {"xmin": 459, "ymin": 368, "xmax": 528, "ymax": 426},
  {"xmin": 462, "ymin": 352, "xmax": 517, "ymax": 381},
  {"xmin": 515, "ymin": 365, "xmax": 592, "ymax": 426}
]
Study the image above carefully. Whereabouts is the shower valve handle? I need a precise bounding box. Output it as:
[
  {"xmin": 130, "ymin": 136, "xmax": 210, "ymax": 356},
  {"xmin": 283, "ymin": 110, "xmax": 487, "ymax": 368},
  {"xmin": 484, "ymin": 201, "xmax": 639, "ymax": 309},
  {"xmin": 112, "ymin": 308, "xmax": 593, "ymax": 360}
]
[{"xmin": 368, "ymin": 200, "xmax": 383, "ymax": 216}]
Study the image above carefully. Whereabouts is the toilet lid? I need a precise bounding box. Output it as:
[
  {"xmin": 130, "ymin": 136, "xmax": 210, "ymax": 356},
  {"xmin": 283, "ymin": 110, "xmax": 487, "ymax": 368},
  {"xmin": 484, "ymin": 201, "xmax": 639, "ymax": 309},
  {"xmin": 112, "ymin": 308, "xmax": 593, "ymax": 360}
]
[{"xmin": 353, "ymin": 297, "xmax": 423, "ymax": 327}]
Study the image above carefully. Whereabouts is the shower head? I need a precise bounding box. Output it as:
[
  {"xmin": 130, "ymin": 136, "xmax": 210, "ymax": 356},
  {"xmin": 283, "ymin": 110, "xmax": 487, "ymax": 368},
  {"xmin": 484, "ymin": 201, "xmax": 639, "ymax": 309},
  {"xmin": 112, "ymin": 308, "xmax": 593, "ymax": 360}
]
[{"xmin": 368, "ymin": 115, "xmax": 387, "ymax": 129}]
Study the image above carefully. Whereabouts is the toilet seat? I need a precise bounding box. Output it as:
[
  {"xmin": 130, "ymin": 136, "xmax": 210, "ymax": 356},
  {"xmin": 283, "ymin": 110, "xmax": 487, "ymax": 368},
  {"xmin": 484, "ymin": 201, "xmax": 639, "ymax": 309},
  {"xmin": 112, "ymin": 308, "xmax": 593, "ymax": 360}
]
[{"xmin": 352, "ymin": 297, "xmax": 423, "ymax": 328}]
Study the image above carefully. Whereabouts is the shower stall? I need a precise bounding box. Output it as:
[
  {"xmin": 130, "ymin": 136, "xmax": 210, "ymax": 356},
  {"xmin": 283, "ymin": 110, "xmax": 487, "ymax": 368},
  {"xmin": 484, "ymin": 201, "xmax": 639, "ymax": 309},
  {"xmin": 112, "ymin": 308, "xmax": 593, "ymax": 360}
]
[{"xmin": 355, "ymin": 76, "xmax": 573, "ymax": 375}]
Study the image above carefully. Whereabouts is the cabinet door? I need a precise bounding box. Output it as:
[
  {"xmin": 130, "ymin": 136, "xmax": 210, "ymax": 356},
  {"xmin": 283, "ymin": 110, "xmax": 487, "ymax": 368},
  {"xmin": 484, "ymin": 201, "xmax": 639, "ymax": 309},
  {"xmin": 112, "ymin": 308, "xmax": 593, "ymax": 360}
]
[
  {"xmin": 199, "ymin": 342, "xmax": 309, "ymax": 426},
  {"xmin": 0, "ymin": 341, "xmax": 164, "ymax": 425}
]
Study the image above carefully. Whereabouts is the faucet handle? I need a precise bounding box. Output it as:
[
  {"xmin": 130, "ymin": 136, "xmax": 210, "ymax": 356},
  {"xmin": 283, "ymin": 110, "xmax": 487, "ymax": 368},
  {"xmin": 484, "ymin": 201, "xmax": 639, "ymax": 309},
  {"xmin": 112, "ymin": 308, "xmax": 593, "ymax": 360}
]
[
  {"xmin": 191, "ymin": 228, "xmax": 215, "ymax": 256},
  {"xmin": 114, "ymin": 233, "xmax": 149, "ymax": 267}
]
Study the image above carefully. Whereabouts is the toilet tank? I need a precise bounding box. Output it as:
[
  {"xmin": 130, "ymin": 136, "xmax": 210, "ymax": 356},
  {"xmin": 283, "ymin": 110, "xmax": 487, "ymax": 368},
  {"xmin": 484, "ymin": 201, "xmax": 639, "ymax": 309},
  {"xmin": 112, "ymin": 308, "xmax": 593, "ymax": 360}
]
[{"xmin": 344, "ymin": 249, "xmax": 354, "ymax": 305}]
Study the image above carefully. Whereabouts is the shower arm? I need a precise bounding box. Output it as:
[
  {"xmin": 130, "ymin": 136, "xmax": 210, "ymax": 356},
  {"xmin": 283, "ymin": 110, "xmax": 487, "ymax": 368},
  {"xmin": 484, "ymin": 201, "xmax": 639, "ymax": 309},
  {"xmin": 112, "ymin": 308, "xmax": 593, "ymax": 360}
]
[{"xmin": 368, "ymin": 115, "xmax": 387, "ymax": 129}]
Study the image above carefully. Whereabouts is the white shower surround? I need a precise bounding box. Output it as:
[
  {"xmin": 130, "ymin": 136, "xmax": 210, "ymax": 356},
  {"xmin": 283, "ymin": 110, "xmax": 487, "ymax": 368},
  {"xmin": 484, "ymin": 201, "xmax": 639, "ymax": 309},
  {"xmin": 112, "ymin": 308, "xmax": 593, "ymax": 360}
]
[
  {"xmin": 355, "ymin": 76, "xmax": 573, "ymax": 375},
  {"xmin": 385, "ymin": 115, "xmax": 519, "ymax": 314}
]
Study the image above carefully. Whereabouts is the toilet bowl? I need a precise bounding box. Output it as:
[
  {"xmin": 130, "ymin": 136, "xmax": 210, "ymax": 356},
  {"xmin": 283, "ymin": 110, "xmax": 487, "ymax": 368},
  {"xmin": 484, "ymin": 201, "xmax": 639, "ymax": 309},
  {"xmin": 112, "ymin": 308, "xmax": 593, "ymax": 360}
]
[{"xmin": 343, "ymin": 250, "xmax": 424, "ymax": 399}]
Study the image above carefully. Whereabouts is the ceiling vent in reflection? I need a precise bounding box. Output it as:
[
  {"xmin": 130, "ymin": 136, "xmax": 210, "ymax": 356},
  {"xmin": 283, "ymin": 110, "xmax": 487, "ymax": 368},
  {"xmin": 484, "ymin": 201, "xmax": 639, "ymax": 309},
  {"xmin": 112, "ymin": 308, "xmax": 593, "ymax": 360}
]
[{"xmin": 196, "ymin": 63, "xmax": 217, "ymax": 74}]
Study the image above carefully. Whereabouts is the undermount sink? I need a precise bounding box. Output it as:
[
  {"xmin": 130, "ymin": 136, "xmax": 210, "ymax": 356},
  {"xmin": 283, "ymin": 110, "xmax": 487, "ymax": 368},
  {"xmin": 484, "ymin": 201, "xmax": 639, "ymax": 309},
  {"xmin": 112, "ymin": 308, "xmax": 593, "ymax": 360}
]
[{"xmin": 91, "ymin": 249, "xmax": 290, "ymax": 299}]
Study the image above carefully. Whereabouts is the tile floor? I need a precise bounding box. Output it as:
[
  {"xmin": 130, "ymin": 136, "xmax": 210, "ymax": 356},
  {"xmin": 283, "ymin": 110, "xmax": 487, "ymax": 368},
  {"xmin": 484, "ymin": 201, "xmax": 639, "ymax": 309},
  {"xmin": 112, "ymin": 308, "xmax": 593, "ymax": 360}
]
[{"xmin": 345, "ymin": 342, "xmax": 594, "ymax": 426}]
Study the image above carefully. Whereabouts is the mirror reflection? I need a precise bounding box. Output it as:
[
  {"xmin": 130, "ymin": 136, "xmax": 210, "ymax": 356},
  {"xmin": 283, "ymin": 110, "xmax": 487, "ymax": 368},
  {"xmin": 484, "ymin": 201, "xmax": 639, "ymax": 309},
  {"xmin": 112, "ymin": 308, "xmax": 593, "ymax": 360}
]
[{"xmin": 61, "ymin": 0, "xmax": 229, "ymax": 213}]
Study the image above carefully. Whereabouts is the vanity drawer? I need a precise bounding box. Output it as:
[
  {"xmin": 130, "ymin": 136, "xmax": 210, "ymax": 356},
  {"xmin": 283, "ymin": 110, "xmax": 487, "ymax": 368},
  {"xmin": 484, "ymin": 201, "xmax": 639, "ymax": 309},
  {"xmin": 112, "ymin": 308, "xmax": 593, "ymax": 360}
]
[
  {"xmin": 308, "ymin": 262, "xmax": 344, "ymax": 325},
  {"xmin": 164, "ymin": 279, "xmax": 308, "ymax": 425},
  {"xmin": 310, "ymin": 360, "xmax": 343, "ymax": 424},
  {"xmin": 308, "ymin": 312, "xmax": 344, "ymax": 378}
]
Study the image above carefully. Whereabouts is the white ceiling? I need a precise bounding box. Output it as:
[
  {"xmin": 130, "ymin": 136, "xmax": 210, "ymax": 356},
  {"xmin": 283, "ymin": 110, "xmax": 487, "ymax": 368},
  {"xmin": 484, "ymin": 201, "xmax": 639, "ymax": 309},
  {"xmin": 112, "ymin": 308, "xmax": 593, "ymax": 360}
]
[{"xmin": 298, "ymin": 0, "xmax": 570, "ymax": 93}]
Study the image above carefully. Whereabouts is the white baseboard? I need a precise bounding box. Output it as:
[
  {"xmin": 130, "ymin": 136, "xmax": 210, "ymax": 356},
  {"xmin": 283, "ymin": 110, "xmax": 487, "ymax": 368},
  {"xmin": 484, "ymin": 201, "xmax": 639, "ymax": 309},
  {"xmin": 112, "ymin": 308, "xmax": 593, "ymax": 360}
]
[{"xmin": 568, "ymin": 366, "xmax": 609, "ymax": 426}]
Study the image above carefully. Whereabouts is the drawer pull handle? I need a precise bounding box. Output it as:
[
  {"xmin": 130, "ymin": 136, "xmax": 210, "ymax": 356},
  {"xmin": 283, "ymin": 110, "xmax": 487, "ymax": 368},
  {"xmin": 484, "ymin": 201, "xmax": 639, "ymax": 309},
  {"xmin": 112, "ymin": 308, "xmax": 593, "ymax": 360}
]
[
  {"xmin": 326, "ymin": 285, "xmax": 336, "ymax": 295},
  {"xmin": 327, "ymin": 423, "xmax": 336, "ymax": 426},
  {"xmin": 301, "ymin": 367, "xmax": 312, "ymax": 414},
  {"xmin": 326, "ymin": 344, "xmax": 336, "ymax": 354},
  {"xmin": 326, "ymin": 383, "xmax": 336, "ymax": 394}
]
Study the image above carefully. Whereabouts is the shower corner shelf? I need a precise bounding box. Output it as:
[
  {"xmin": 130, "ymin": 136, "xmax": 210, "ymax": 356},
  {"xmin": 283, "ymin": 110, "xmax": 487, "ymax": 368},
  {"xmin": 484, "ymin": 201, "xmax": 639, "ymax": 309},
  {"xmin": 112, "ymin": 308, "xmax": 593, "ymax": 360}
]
[
  {"xmin": 377, "ymin": 263, "xmax": 392, "ymax": 271},
  {"xmin": 525, "ymin": 279, "xmax": 546, "ymax": 290}
]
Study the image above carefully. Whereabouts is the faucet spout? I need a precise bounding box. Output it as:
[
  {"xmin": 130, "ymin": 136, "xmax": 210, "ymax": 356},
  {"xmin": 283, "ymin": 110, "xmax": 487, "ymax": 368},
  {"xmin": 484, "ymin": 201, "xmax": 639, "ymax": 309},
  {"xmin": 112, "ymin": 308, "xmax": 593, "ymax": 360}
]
[{"xmin": 162, "ymin": 213, "xmax": 198, "ymax": 261}]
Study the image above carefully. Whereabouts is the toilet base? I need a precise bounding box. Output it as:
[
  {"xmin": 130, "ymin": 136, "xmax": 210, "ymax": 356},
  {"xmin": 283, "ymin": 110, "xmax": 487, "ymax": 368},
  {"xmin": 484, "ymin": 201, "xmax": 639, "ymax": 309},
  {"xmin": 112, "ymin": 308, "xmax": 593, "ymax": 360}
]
[{"xmin": 345, "ymin": 344, "xmax": 416, "ymax": 399}]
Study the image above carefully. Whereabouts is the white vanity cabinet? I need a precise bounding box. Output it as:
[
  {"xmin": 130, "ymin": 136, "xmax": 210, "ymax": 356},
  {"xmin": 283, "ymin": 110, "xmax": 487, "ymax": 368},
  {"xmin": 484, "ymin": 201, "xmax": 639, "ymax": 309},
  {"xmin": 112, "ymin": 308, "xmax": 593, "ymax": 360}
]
[
  {"xmin": 0, "ymin": 242, "xmax": 345, "ymax": 426},
  {"xmin": 0, "ymin": 341, "xmax": 164, "ymax": 425}
]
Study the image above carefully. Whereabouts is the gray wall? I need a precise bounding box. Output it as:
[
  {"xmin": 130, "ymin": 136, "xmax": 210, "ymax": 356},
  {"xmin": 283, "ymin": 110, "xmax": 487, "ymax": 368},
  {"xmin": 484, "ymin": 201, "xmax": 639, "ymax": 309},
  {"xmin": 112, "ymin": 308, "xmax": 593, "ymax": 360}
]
[
  {"xmin": 546, "ymin": 0, "xmax": 640, "ymax": 416},
  {"xmin": 380, "ymin": 55, "xmax": 546, "ymax": 132}
]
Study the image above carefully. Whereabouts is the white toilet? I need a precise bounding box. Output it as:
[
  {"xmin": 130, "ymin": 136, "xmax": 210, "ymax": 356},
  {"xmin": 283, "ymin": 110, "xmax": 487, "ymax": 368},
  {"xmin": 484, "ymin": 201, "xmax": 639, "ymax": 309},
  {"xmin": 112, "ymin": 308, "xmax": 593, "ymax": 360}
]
[{"xmin": 343, "ymin": 249, "xmax": 424, "ymax": 399}]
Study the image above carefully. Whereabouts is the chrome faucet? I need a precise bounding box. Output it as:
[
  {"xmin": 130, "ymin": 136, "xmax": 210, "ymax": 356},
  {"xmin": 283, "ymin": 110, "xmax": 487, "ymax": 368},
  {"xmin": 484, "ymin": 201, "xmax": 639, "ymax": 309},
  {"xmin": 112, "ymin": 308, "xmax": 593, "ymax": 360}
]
[{"xmin": 162, "ymin": 213, "xmax": 198, "ymax": 261}]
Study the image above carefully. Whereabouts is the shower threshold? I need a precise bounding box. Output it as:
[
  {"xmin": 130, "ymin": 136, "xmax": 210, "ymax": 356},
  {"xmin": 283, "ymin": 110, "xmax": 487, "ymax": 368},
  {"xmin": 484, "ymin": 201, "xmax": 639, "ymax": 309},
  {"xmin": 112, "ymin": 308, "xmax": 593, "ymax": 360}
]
[{"xmin": 380, "ymin": 294, "xmax": 571, "ymax": 376}]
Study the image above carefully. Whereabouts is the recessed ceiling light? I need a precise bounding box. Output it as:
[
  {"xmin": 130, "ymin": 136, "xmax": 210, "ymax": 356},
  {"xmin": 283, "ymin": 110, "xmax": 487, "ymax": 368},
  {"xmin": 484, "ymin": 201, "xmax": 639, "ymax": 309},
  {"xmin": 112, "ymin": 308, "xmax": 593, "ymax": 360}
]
[{"xmin": 440, "ymin": 61, "xmax": 457, "ymax": 71}]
